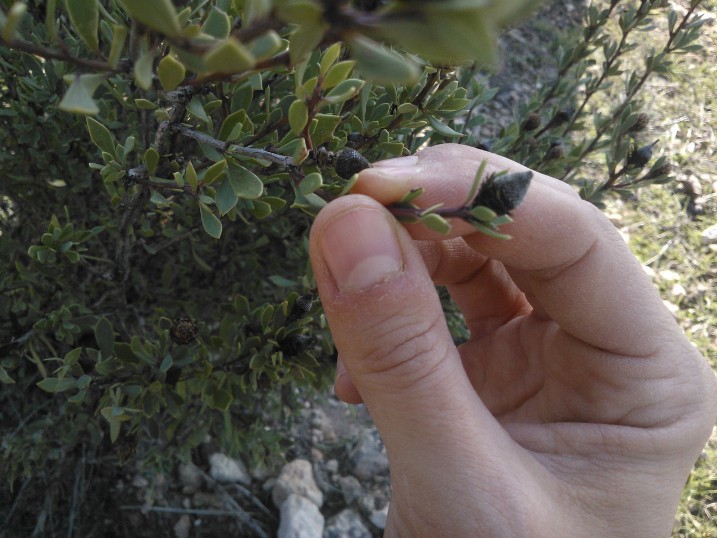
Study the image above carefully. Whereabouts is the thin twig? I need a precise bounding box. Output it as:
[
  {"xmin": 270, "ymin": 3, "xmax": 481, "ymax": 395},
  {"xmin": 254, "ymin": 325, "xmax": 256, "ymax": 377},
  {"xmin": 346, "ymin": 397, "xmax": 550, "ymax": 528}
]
[
  {"xmin": 171, "ymin": 123, "xmax": 292, "ymax": 167},
  {"xmin": 119, "ymin": 505, "xmax": 241, "ymax": 517},
  {"xmin": 1, "ymin": 37, "xmax": 126, "ymax": 72}
]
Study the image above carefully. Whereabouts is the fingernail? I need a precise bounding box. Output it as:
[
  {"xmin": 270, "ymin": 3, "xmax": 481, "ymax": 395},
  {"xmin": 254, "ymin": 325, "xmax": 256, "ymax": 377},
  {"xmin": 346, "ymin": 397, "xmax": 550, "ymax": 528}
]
[
  {"xmin": 320, "ymin": 209, "xmax": 403, "ymax": 292},
  {"xmin": 372, "ymin": 155, "xmax": 419, "ymax": 168}
]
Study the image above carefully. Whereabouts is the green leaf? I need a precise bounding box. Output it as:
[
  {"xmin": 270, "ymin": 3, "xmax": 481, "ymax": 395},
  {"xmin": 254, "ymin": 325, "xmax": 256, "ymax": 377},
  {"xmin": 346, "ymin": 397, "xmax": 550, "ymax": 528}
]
[
  {"xmin": 202, "ymin": 6, "xmax": 231, "ymax": 39},
  {"xmin": 323, "ymin": 60, "xmax": 356, "ymax": 89},
  {"xmin": 0, "ymin": 366, "xmax": 15, "ymax": 384},
  {"xmin": 324, "ymin": 78, "xmax": 365, "ymax": 105},
  {"xmin": 218, "ymin": 109, "xmax": 246, "ymax": 141},
  {"xmin": 227, "ymin": 162, "xmax": 263, "ymax": 199},
  {"xmin": 209, "ymin": 388, "xmax": 233, "ymax": 411},
  {"xmin": 159, "ymin": 354, "xmax": 173, "ymax": 373},
  {"xmin": 215, "ymin": 177, "xmax": 239, "ymax": 215},
  {"xmin": 186, "ymin": 96, "xmax": 209, "ymax": 122},
  {"xmin": 370, "ymin": 5, "xmax": 497, "ymax": 65},
  {"xmin": 320, "ymin": 42, "xmax": 342, "ymax": 75},
  {"xmin": 203, "ymin": 159, "xmax": 227, "ymax": 185},
  {"xmin": 66, "ymin": 0, "xmax": 99, "ymax": 52},
  {"xmin": 120, "ymin": 0, "xmax": 181, "ymax": 37},
  {"xmin": 289, "ymin": 22, "xmax": 326, "ymax": 65},
  {"xmin": 199, "ymin": 202, "xmax": 222, "ymax": 239},
  {"xmin": 186, "ymin": 161, "xmax": 198, "ymax": 190},
  {"xmin": 150, "ymin": 190, "xmax": 170, "ymax": 207},
  {"xmin": 278, "ymin": 0, "xmax": 323, "ymax": 24},
  {"xmin": 144, "ymin": 147, "xmax": 160, "ymax": 175},
  {"xmin": 158, "ymin": 54, "xmax": 186, "ymax": 91},
  {"xmin": 108, "ymin": 24, "xmax": 128, "ymax": 69},
  {"xmin": 86, "ymin": 118, "xmax": 116, "ymax": 157},
  {"xmin": 288, "ymin": 99, "xmax": 309, "ymax": 135},
  {"xmin": 250, "ymin": 30, "xmax": 284, "ymax": 60},
  {"xmin": 1, "ymin": 2, "xmax": 26, "ymax": 42},
  {"xmin": 46, "ymin": 0, "xmax": 58, "ymax": 40},
  {"xmin": 427, "ymin": 115, "xmax": 464, "ymax": 138},
  {"xmin": 299, "ymin": 172, "xmax": 323, "ymax": 195},
  {"xmin": 464, "ymin": 160, "xmax": 488, "ymax": 206},
  {"xmin": 37, "ymin": 377, "xmax": 78, "ymax": 393},
  {"xmin": 95, "ymin": 317, "xmax": 114, "ymax": 357},
  {"xmin": 420, "ymin": 213, "xmax": 452, "ymax": 234},
  {"xmin": 134, "ymin": 98, "xmax": 157, "ymax": 110},
  {"xmin": 348, "ymin": 35, "xmax": 419, "ymax": 85},
  {"xmin": 60, "ymin": 76, "xmax": 99, "ymax": 115},
  {"xmin": 205, "ymin": 38, "xmax": 256, "ymax": 73},
  {"xmin": 134, "ymin": 48, "xmax": 155, "ymax": 90},
  {"xmin": 469, "ymin": 205, "xmax": 498, "ymax": 223}
]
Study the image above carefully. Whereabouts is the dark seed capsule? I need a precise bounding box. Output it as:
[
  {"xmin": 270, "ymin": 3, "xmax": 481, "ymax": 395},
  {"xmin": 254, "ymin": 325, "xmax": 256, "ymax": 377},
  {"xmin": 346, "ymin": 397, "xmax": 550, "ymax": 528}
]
[
  {"xmin": 628, "ymin": 113, "xmax": 650, "ymax": 133},
  {"xmin": 627, "ymin": 140, "xmax": 658, "ymax": 169},
  {"xmin": 645, "ymin": 162, "xmax": 672, "ymax": 180},
  {"xmin": 280, "ymin": 334, "xmax": 314, "ymax": 357},
  {"xmin": 471, "ymin": 171, "xmax": 533, "ymax": 216},
  {"xmin": 287, "ymin": 294, "xmax": 314, "ymax": 323},
  {"xmin": 544, "ymin": 143, "xmax": 565, "ymax": 161},
  {"xmin": 545, "ymin": 108, "xmax": 574, "ymax": 130},
  {"xmin": 335, "ymin": 148, "xmax": 370, "ymax": 180},
  {"xmin": 170, "ymin": 318, "xmax": 198, "ymax": 345},
  {"xmin": 522, "ymin": 113, "xmax": 541, "ymax": 132},
  {"xmin": 475, "ymin": 140, "xmax": 493, "ymax": 152}
]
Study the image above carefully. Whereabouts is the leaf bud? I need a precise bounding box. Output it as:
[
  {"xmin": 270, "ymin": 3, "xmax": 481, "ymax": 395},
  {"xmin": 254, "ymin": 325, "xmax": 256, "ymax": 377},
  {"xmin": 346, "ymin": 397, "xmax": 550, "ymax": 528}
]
[
  {"xmin": 471, "ymin": 171, "xmax": 533, "ymax": 216},
  {"xmin": 335, "ymin": 148, "xmax": 370, "ymax": 180}
]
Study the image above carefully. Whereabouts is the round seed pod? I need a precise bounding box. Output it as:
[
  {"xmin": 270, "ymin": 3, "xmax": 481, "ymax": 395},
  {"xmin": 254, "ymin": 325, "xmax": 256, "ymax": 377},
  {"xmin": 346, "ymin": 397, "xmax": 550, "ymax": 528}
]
[
  {"xmin": 170, "ymin": 318, "xmax": 198, "ymax": 345},
  {"xmin": 280, "ymin": 334, "xmax": 314, "ymax": 357},
  {"xmin": 471, "ymin": 171, "xmax": 533, "ymax": 216},
  {"xmin": 522, "ymin": 112, "xmax": 541, "ymax": 132},
  {"xmin": 287, "ymin": 294, "xmax": 314, "ymax": 323},
  {"xmin": 335, "ymin": 148, "xmax": 370, "ymax": 180},
  {"xmin": 628, "ymin": 113, "xmax": 650, "ymax": 133},
  {"xmin": 627, "ymin": 141, "xmax": 657, "ymax": 169}
]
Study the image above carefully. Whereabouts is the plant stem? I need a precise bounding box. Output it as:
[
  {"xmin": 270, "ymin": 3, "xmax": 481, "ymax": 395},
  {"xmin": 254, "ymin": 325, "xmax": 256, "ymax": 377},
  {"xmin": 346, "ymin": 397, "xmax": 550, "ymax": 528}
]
[
  {"xmin": 1, "ymin": 37, "xmax": 126, "ymax": 72},
  {"xmin": 171, "ymin": 124, "xmax": 292, "ymax": 167}
]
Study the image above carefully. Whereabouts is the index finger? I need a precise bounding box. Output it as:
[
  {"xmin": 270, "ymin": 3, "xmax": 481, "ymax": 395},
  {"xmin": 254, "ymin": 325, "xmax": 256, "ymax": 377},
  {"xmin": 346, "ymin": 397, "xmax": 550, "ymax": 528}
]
[{"xmin": 353, "ymin": 143, "xmax": 679, "ymax": 357}]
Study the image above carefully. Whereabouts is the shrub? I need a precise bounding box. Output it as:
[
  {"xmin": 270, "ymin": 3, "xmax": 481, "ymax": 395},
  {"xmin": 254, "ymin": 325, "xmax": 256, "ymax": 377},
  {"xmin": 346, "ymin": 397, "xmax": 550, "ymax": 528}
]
[{"xmin": 0, "ymin": 0, "xmax": 708, "ymax": 534}]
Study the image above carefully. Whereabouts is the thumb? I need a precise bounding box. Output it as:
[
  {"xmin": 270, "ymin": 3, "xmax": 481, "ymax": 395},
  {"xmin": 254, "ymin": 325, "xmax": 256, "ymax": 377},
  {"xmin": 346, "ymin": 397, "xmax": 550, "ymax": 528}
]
[{"xmin": 309, "ymin": 194, "xmax": 496, "ymax": 455}]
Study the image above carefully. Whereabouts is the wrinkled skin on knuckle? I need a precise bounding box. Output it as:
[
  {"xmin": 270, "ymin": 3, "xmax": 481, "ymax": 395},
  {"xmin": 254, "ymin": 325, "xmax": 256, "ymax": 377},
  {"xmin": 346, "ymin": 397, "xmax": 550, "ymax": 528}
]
[{"xmin": 355, "ymin": 307, "xmax": 452, "ymax": 390}]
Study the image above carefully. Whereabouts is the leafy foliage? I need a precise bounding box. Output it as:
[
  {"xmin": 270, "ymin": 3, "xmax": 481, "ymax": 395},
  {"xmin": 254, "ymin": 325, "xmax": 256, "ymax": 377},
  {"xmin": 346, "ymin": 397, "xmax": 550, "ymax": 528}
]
[{"xmin": 0, "ymin": 0, "xmax": 709, "ymax": 534}]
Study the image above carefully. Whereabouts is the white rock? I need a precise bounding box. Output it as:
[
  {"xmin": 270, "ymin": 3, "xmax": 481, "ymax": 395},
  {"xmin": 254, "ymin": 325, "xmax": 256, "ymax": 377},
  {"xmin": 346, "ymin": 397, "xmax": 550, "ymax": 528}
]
[
  {"xmin": 208, "ymin": 453, "xmax": 250, "ymax": 485},
  {"xmin": 658, "ymin": 269, "xmax": 681, "ymax": 282},
  {"xmin": 350, "ymin": 429, "xmax": 389, "ymax": 481},
  {"xmin": 273, "ymin": 459, "xmax": 324, "ymax": 509},
  {"xmin": 701, "ymin": 223, "xmax": 717, "ymax": 245},
  {"xmin": 178, "ymin": 462, "xmax": 203, "ymax": 491},
  {"xmin": 670, "ymin": 283, "xmax": 686, "ymax": 297},
  {"xmin": 173, "ymin": 515, "xmax": 191, "ymax": 538},
  {"xmin": 132, "ymin": 474, "xmax": 149, "ymax": 488},
  {"xmin": 337, "ymin": 475, "xmax": 363, "ymax": 505},
  {"xmin": 323, "ymin": 509, "xmax": 371, "ymax": 538},
  {"xmin": 325, "ymin": 459, "xmax": 339, "ymax": 474},
  {"xmin": 369, "ymin": 504, "xmax": 389, "ymax": 530},
  {"xmin": 278, "ymin": 494, "xmax": 325, "ymax": 538}
]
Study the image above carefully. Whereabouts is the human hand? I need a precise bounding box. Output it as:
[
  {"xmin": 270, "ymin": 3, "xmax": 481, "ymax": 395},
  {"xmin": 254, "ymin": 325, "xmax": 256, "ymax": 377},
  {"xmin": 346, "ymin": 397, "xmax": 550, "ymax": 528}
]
[{"xmin": 308, "ymin": 144, "xmax": 717, "ymax": 537}]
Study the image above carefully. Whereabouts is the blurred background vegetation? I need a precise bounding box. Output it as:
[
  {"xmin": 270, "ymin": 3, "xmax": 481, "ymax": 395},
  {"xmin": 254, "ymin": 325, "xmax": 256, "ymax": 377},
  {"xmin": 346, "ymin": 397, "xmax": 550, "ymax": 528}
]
[{"xmin": 1, "ymin": 0, "xmax": 714, "ymax": 535}]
